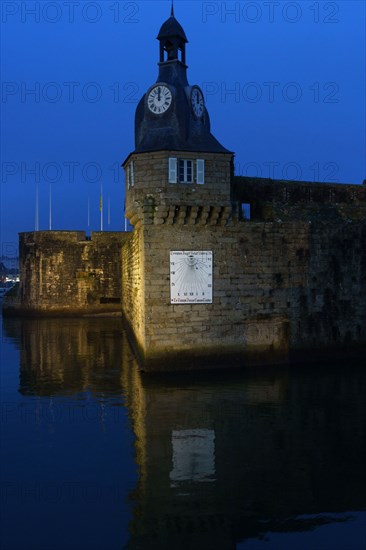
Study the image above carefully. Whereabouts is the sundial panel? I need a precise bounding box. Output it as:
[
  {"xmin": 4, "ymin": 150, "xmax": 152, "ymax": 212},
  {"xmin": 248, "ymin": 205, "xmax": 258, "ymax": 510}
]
[{"xmin": 170, "ymin": 251, "xmax": 213, "ymax": 304}]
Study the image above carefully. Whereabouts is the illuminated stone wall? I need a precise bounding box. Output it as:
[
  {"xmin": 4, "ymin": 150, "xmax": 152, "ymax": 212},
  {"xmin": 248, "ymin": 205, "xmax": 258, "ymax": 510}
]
[
  {"xmin": 122, "ymin": 151, "xmax": 366, "ymax": 369},
  {"xmin": 5, "ymin": 153, "xmax": 366, "ymax": 368},
  {"xmin": 125, "ymin": 151, "xmax": 233, "ymax": 228},
  {"xmin": 121, "ymin": 227, "xmax": 146, "ymax": 356},
  {"xmin": 121, "ymin": 220, "xmax": 366, "ymax": 369},
  {"xmin": 4, "ymin": 231, "xmax": 128, "ymax": 316}
]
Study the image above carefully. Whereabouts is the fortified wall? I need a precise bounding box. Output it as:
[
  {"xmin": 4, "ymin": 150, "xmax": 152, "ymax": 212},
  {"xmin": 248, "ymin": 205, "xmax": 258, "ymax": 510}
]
[
  {"xmin": 122, "ymin": 158, "xmax": 366, "ymax": 369},
  {"xmin": 234, "ymin": 176, "xmax": 366, "ymax": 222},
  {"xmin": 118, "ymin": 8, "xmax": 366, "ymax": 370},
  {"xmin": 3, "ymin": 176, "xmax": 366, "ymax": 368},
  {"xmin": 3, "ymin": 231, "xmax": 128, "ymax": 316}
]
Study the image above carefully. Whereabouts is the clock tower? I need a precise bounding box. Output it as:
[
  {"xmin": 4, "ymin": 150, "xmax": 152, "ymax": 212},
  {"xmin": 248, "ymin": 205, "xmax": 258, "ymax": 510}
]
[
  {"xmin": 132, "ymin": 4, "xmax": 230, "ymax": 155},
  {"xmin": 122, "ymin": 6, "xmax": 236, "ymax": 368},
  {"xmin": 123, "ymin": 4, "xmax": 234, "ymax": 223}
]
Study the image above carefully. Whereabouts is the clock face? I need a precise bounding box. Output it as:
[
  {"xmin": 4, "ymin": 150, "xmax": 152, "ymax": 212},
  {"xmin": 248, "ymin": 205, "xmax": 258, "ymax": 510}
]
[
  {"xmin": 147, "ymin": 85, "xmax": 172, "ymax": 114},
  {"xmin": 191, "ymin": 87, "xmax": 204, "ymax": 118},
  {"xmin": 170, "ymin": 251, "xmax": 213, "ymax": 304}
]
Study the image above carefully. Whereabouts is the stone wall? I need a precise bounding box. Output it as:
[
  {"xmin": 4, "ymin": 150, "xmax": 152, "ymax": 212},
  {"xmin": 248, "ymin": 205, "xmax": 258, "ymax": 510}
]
[
  {"xmin": 3, "ymin": 231, "xmax": 128, "ymax": 316},
  {"xmin": 121, "ymin": 228, "xmax": 146, "ymax": 354},
  {"xmin": 233, "ymin": 177, "xmax": 366, "ymax": 222},
  {"xmin": 122, "ymin": 219, "xmax": 366, "ymax": 369},
  {"xmin": 125, "ymin": 151, "xmax": 233, "ymax": 228},
  {"xmin": 4, "ymin": 162, "xmax": 366, "ymax": 369},
  {"xmin": 121, "ymin": 152, "xmax": 366, "ymax": 370}
]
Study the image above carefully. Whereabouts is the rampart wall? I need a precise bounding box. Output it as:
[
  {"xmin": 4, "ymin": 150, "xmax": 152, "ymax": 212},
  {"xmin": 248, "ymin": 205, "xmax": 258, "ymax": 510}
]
[
  {"xmin": 123, "ymin": 219, "xmax": 366, "ymax": 369},
  {"xmin": 3, "ymin": 231, "xmax": 128, "ymax": 316},
  {"xmin": 233, "ymin": 177, "xmax": 366, "ymax": 222},
  {"xmin": 4, "ymin": 174, "xmax": 366, "ymax": 370}
]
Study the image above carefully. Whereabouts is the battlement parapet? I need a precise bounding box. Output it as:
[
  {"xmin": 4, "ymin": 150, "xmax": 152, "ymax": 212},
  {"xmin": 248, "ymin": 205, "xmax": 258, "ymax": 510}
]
[
  {"xmin": 127, "ymin": 202, "xmax": 238, "ymax": 228},
  {"xmin": 21, "ymin": 231, "xmax": 129, "ymax": 246},
  {"xmin": 233, "ymin": 177, "xmax": 366, "ymax": 222}
]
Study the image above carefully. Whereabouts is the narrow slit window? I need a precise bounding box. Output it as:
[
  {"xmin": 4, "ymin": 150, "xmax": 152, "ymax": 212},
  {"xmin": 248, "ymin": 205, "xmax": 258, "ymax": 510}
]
[
  {"xmin": 169, "ymin": 157, "xmax": 177, "ymax": 183},
  {"xmin": 196, "ymin": 159, "xmax": 205, "ymax": 184},
  {"xmin": 241, "ymin": 203, "xmax": 251, "ymax": 220}
]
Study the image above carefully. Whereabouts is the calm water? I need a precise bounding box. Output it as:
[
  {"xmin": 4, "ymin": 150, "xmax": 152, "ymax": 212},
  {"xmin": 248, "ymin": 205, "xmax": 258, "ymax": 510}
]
[{"xmin": 0, "ymin": 315, "xmax": 365, "ymax": 550}]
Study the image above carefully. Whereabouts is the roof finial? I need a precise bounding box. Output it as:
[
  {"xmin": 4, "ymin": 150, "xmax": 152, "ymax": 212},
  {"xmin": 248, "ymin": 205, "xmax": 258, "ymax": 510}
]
[{"xmin": 171, "ymin": 0, "xmax": 174, "ymax": 17}]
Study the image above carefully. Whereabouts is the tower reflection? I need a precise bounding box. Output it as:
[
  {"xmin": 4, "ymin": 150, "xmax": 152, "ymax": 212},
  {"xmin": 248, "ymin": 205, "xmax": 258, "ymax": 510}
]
[
  {"xmin": 3, "ymin": 316, "xmax": 366, "ymax": 548},
  {"xmin": 124, "ymin": 367, "xmax": 366, "ymax": 548}
]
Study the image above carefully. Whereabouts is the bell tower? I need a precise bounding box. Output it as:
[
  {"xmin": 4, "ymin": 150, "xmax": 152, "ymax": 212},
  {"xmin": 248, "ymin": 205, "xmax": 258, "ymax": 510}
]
[
  {"xmin": 121, "ymin": 6, "xmax": 236, "ymax": 368},
  {"xmin": 123, "ymin": 5, "xmax": 233, "ymax": 227},
  {"xmin": 158, "ymin": 3, "xmax": 187, "ymax": 66},
  {"xmin": 128, "ymin": 4, "xmax": 231, "ymax": 157}
]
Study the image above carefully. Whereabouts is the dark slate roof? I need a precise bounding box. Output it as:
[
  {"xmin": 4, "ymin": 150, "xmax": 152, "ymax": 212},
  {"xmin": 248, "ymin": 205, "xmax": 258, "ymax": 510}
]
[
  {"xmin": 134, "ymin": 127, "xmax": 231, "ymax": 154},
  {"xmin": 157, "ymin": 14, "xmax": 188, "ymax": 42}
]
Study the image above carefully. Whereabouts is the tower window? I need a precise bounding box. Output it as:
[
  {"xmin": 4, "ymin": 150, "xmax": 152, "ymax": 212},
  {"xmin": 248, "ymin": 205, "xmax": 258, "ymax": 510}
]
[
  {"xmin": 179, "ymin": 160, "xmax": 193, "ymax": 183},
  {"xmin": 168, "ymin": 158, "xmax": 205, "ymax": 185}
]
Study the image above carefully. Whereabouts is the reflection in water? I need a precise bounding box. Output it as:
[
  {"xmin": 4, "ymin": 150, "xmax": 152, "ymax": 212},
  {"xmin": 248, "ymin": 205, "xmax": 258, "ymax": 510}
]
[
  {"xmin": 2, "ymin": 317, "xmax": 366, "ymax": 549},
  {"xmin": 126, "ymin": 369, "xmax": 366, "ymax": 548},
  {"xmin": 3, "ymin": 317, "xmax": 129, "ymax": 397}
]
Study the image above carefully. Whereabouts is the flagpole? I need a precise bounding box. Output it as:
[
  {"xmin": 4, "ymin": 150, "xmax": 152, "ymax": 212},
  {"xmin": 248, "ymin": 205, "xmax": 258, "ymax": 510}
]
[
  {"xmin": 108, "ymin": 197, "xmax": 110, "ymax": 226},
  {"xmin": 49, "ymin": 183, "xmax": 52, "ymax": 230},
  {"xmin": 100, "ymin": 184, "xmax": 103, "ymax": 232},
  {"xmin": 35, "ymin": 183, "xmax": 39, "ymax": 231},
  {"xmin": 87, "ymin": 197, "xmax": 90, "ymax": 227}
]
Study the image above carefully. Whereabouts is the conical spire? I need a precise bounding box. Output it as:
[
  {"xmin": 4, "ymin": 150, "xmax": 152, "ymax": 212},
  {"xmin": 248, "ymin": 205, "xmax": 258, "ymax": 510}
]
[
  {"xmin": 157, "ymin": 2, "xmax": 188, "ymax": 65},
  {"xmin": 157, "ymin": 4, "xmax": 187, "ymax": 43}
]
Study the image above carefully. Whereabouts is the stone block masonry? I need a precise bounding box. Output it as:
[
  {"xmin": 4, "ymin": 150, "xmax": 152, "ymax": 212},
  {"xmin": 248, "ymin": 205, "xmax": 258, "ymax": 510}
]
[
  {"xmin": 121, "ymin": 228, "xmax": 146, "ymax": 353},
  {"xmin": 4, "ymin": 172, "xmax": 366, "ymax": 370},
  {"xmin": 234, "ymin": 177, "xmax": 366, "ymax": 222},
  {"xmin": 121, "ymin": 148, "xmax": 366, "ymax": 370},
  {"xmin": 122, "ymin": 219, "xmax": 366, "ymax": 370},
  {"xmin": 3, "ymin": 231, "xmax": 128, "ymax": 316}
]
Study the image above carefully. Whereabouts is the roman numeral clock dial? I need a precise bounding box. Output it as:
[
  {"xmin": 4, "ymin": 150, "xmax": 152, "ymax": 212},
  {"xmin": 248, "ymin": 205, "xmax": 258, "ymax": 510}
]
[
  {"xmin": 147, "ymin": 84, "xmax": 172, "ymax": 114},
  {"xmin": 191, "ymin": 86, "xmax": 204, "ymax": 118}
]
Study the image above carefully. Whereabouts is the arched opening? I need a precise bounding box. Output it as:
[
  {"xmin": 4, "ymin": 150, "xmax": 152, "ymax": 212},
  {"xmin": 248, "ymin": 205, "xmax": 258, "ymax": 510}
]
[
  {"xmin": 164, "ymin": 40, "xmax": 175, "ymax": 61},
  {"xmin": 160, "ymin": 39, "xmax": 186, "ymax": 63}
]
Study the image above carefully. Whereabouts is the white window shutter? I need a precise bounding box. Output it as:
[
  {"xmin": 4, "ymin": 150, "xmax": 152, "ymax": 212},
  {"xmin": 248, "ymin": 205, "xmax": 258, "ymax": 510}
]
[
  {"xmin": 196, "ymin": 159, "xmax": 205, "ymax": 184},
  {"xmin": 131, "ymin": 161, "xmax": 135, "ymax": 187},
  {"xmin": 169, "ymin": 157, "xmax": 177, "ymax": 183},
  {"xmin": 127, "ymin": 165, "xmax": 130, "ymax": 189}
]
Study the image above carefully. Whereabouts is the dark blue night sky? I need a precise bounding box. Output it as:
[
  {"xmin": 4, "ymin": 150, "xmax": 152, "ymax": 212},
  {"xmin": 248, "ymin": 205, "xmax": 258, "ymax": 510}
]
[{"xmin": 1, "ymin": 0, "xmax": 365, "ymax": 253}]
